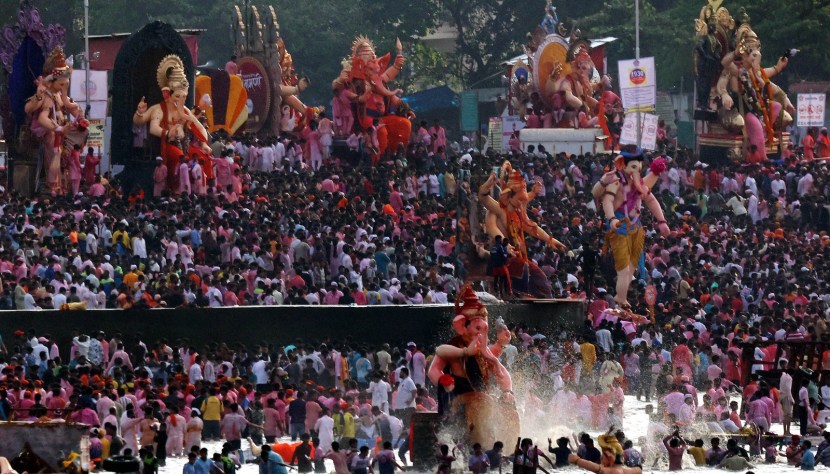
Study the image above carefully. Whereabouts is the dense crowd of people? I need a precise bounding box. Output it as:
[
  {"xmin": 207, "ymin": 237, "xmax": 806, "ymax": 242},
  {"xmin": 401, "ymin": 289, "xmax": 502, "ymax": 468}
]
[
  {"xmin": 1, "ymin": 300, "xmax": 830, "ymax": 474},
  {"xmin": 3, "ymin": 128, "xmax": 830, "ymax": 313},
  {"xmin": 2, "ymin": 124, "xmax": 830, "ymax": 472}
]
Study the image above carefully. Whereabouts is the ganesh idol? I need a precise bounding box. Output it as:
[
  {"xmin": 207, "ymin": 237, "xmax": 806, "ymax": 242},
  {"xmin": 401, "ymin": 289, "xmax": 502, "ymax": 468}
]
[
  {"xmin": 332, "ymin": 36, "xmax": 404, "ymax": 135},
  {"xmin": 133, "ymin": 55, "xmax": 211, "ymax": 189},
  {"xmin": 591, "ymin": 146, "xmax": 670, "ymax": 309},
  {"xmin": 478, "ymin": 162, "xmax": 566, "ymax": 298},
  {"xmin": 546, "ymin": 41, "xmax": 599, "ymax": 128},
  {"xmin": 715, "ymin": 10, "xmax": 794, "ymax": 160},
  {"xmin": 274, "ymin": 39, "xmax": 313, "ymax": 132},
  {"xmin": 24, "ymin": 47, "xmax": 87, "ymax": 195},
  {"xmin": 427, "ymin": 286, "xmax": 519, "ymax": 447}
]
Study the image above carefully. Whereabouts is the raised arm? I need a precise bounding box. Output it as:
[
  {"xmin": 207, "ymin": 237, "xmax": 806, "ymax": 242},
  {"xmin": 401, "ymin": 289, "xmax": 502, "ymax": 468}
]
[
  {"xmin": 478, "ymin": 172, "xmax": 502, "ymax": 213},
  {"xmin": 569, "ymin": 453, "xmax": 602, "ymax": 474}
]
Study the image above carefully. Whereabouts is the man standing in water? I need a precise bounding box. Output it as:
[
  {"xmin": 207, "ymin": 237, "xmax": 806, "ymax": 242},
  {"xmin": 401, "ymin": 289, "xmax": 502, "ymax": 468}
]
[{"xmin": 569, "ymin": 446, "xmax": 642, "ymax": 474}]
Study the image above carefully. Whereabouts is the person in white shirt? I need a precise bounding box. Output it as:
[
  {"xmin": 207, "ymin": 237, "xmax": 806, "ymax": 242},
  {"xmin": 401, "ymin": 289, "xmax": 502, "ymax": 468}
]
[
  {"xmin": 274, "ymin": 141, "xmax": 286, "ymax": 168},
  {"xmin": 132, "ymin": 235, "xmax": 147, "ymax": 259},
  {"xmin": 188, "ymin": 360, "xmax": 203, "ymax": 382},
  {"xmin": 393, "ymin": 367, "xmax": 417, "ymax": 427},
  {"xmin": 252, "ymin": 357, "xmax": 269, "ymax": 388},
  {"xmin": 428, "ymin": 173, "xmax": 440, "ymax": 196},
  {"xmin": 668, "ymin": 166, "xmax": 680, "ymax": 196},
  {"xmin": 73, "ymin": 335, "xmax": 91, "ymax": 358},
  {"xmin": 53, "ymin": 287, "xmax": 68, "ymax": 309},
  {"xmin": 368, "ymin": 374, "xmax": 391, "ymax": 413},
  {"xmin": 744, "ymin": 175, "xmax": 758, "ymax": 196},
  {"xmin": 747, "ymin": 190, "xmax": 760, "ymax": 224},
  {"xmin": 725, "ymin": 192, "xmax": 747, "ymax": 220},
  {"xmin": 378, "ymin": 282, "xmax": 393, "ymax": 305},
  {"xmin": 798, "ymin": 172, "xmax": 814, "ymax": 197},
  {"xmin": 206, "ymin": 284, "xmax": 223, "ymax": 308},
  {"xmin": 408, "ymin": 345, "xmax": 427, "ymax": 387},
  {"xmin": 770, "ymin": 174, "xmax": 786, "ymax": 196},
  {"xmin": 429, "ymin": 289, "xmax": 448, "ymax": 304},
  {"xmin": 83, "ymin": 286, "xmax": 99, "ymax": 309},
  {"xmin": 595, "ymin": 324, "xmax": 613, "ymax": 353},
  {"xmin": 719, "ymin": 412, "xmax": 740, "ymax": 433},
  {"xmin": 259, "ymin": 144, "xmax": 275, "ymax": 172}
]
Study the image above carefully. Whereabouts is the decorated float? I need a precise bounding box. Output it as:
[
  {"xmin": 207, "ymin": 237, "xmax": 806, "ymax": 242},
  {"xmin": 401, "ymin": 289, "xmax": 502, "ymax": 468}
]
[
  {"xmin": 0, "ymin": 2, "xmax": 90, "ymax": 196},
  {"xmin": 227, "ymin": 4, "xmax": 324, "ymax": 137},
  {"xmin": 408, "ymin": 286, "xmax": 519, "ymax": 467},
  {"xmin": 330, "ymin": 35, "xmax": 413, "ymax": 159},
  {"xmin": 501, "ymin": 1, "xmax": 619, "ymax": 154},
  {"xmin": 693, "ymin": 0, "xmax": 793, "ymax": 163}
]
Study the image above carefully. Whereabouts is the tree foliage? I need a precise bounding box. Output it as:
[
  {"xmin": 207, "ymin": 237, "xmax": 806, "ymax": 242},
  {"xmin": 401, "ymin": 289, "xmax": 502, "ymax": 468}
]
[
  {"xmin": 440, "ymin": 0, "xmax": 545, "ymax": 88},
  {"xmin": 579, "ymin": 0, "xmax": 694, "ymax": 91}
]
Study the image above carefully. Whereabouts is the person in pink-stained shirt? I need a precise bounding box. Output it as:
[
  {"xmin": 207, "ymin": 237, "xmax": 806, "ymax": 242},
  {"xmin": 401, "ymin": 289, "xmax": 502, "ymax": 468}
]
[
  {"xmin": 178, "ymin": 156, "xmax": 191, "ymax": 195},
  {"xmin": 87, "ymin": 175, "xmax": 106, "ymax": 197},
  {"xmin": 225, "ymin": 56, "xmax": 239, "ymax": 75},
  {"xmin": 67, "ymin": 144, "xmax": 83, "ymax": 196},
  {"xmin": 69, "ymin": 402, "xmax": 100, "ymax": 426},
  {"xmin": 82, "ymin": 146, "xmax": 100, "ymax": 186}
]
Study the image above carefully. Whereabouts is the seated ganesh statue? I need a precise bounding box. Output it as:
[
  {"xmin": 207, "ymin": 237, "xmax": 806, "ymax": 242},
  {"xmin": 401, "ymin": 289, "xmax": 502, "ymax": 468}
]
[
  {"xmin": 427, "ymin": 285, "xmax": 520, "ymax": 447},
  {"xmin": 331, "ymin": 35, "xmax": 406, "ymax": 154}
]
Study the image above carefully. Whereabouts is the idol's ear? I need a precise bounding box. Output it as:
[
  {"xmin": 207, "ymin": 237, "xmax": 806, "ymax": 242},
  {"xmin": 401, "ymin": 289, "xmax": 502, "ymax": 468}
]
[
  {"xmin": 452, "ymin": 315, "xmax": 466, "ymax": 336},
  {"xmin": 614, "ymin": 155, "xmax": 625, "ymax": 171}
]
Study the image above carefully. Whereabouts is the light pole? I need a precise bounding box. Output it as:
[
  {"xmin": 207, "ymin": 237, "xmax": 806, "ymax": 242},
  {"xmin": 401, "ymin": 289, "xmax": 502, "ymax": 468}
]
[
  {"xmin": 84, "ymin": 0, "xmax": 90, "ymax": 117},
  {"xmin": 634, "ymin": 0, "xmax": 642, "ymax": 147},
  {"xmin": 634, "ymin": 0, "xmax": 640, "ymax": 60}
]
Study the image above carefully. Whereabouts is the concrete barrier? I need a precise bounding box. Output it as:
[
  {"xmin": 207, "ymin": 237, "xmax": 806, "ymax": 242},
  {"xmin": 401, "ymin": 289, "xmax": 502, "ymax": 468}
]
[{"xmin": 0, "ymin": 300, "xmax": 586, "ymax": 358}]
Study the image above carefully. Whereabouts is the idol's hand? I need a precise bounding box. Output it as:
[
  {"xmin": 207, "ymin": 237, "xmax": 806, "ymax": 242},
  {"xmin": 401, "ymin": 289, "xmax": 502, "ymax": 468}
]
[{"xmin": 136, "ymin": 96, "xmax": 148, "ymax": 114}]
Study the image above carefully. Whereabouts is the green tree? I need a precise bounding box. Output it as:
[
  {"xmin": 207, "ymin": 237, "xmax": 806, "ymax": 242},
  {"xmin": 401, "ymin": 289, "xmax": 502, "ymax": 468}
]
[
  {"xmin": 745, "ymin": 0, "xmax": 830, "ymax": 85},
  {"xmin": 580, "ymin": 0, "xmax": 693, "ymax": 91},
  {"xmin": 405, "ymin": 42, "xmax": 464, "ymax": 91},
  {"xmin": 440, "ymin": 0, "xmax": 545, "ymax": 88}
]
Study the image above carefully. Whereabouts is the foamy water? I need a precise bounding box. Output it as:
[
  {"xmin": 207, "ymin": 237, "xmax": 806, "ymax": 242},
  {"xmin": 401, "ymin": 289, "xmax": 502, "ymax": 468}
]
[{"xmin": 152, "ymin": 395, "xmax": 815, "ymax": 474}]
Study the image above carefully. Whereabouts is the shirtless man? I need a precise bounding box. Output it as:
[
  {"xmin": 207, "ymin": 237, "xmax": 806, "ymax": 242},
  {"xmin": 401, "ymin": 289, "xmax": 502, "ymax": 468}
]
[{"xmin": 569, "ymin": 445, "xmax": 643, "ymax": 474}]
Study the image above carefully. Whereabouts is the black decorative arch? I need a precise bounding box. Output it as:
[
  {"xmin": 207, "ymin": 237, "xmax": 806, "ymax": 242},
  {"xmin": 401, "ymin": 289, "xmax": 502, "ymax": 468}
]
[{"xmin": 111, "ymin": 21, "xmax": 195, "ymax": 165}]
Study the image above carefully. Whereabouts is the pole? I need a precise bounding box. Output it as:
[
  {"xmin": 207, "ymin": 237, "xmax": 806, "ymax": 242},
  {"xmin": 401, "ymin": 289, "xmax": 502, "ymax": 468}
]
[
  {"xmin": 635, "ymin": 0, "xmax": 641, "ymax": 147},
  {"xmin": 84, "ymin": 0, "xmax": 90, "ymax": 118},
  {"xmin": 245, "ymin": 0, "xmax": 251, "ymax": 52},
  {"xmin": 634, "ymin": 0, "xmax": 640, "ymax": 60}
]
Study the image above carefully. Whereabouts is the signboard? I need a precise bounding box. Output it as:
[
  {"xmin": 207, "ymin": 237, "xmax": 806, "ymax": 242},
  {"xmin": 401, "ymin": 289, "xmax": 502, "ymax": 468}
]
[
  {"xmin": 86, "ymin": 119, "xmax": 105, "ymax": 148},
  {"xmin": 502, "ymin": 114, "xmax": 524, "ymax": 151},
  {"xmin": 797, "ymin": 93, "xmax": 826, "ymax": 127},
  {"xmin": 70, "ymin": 70, "xmax": 108, "ymax": 102},
  {"xmin": 488, "ymin": 117, "xmax": 503, "ymax": 153},
  {"xmin": 620, "ymin": 112, "xmax": 659, "ymax": 150},
  {"xmin": 618, "ymin": 57, "xmax": 656, "ymax": 111},
  {"xmin": 237, "ymin": 56, "xmax": 271, "ymax": 133},
  {"xmin": 70, "ymin": 70, "xmax": 108, "ymax": 119},
  {"xmin": 460, "ymin": 91, "xmax": 479, "ymax": 132}
]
